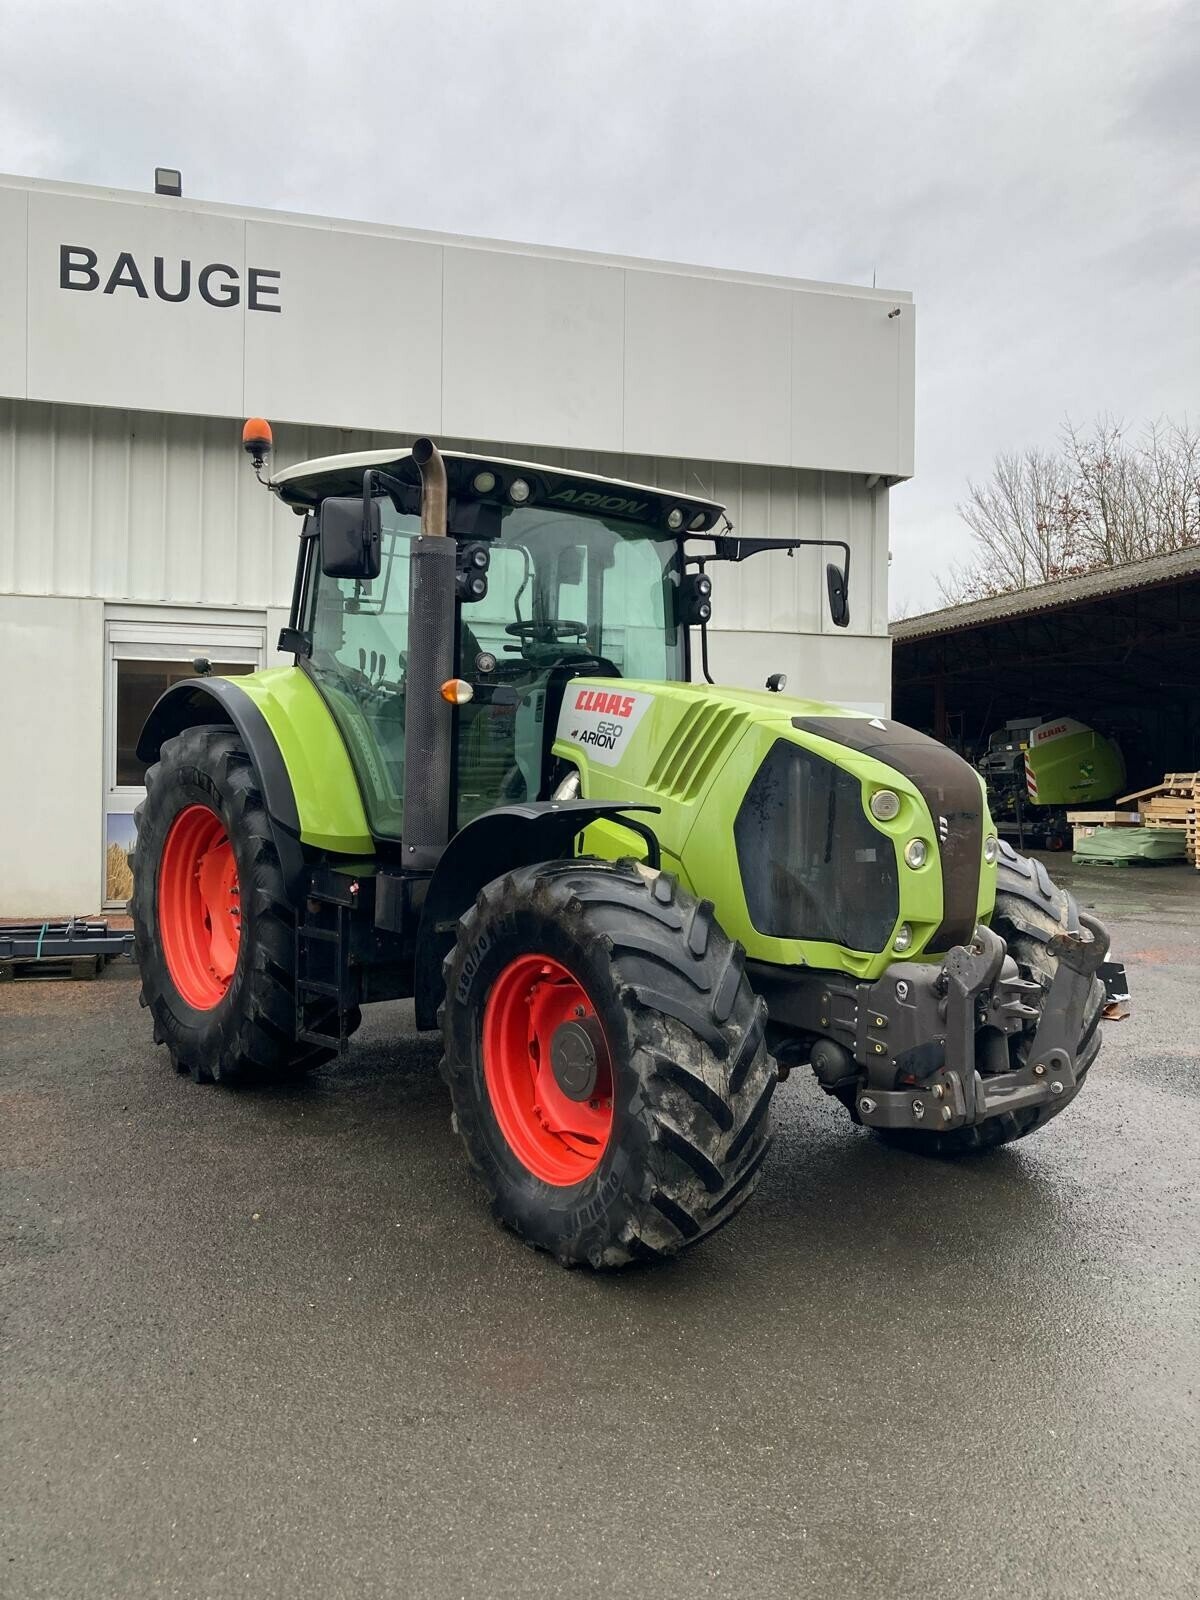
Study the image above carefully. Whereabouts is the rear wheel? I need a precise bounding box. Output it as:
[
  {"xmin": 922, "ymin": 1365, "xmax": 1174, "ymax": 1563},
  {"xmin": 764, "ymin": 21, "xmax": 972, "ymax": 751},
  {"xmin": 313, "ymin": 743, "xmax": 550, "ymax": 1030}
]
[
  {"xmin": 868, "ymin": 844, "xmax": 1105, "ymax": 1156},
  {"xmin": 157, "ymin": 803, "xmax": 242, "ymax": 1009},
  {"xmin": 440, "ymin": 858, "xmax": 777, "ymax": 1267},
  {"xmin": 131, "ymin": 724, "xmax": 359, "ymax": 1084}
]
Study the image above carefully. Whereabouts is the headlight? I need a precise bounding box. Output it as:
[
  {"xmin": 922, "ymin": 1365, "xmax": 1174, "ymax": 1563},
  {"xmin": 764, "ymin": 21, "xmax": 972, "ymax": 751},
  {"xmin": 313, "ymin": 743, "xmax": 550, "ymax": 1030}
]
[
  {"xmin": 893, "ymin": 923, "xmax": 913, "ymax": 953},
  {"xmin": 508, "ymin": 477, "xmax": 531, "ymax": 504},
  {"xmin": 870, "ymin": 789, "xmax": 901, "ymax": 822},
  {"xmin": 904, "ymin": 838, "xmax": 928, "ymax": 869},
  {"xmin": 666, "ymin": 507, "xmax": 685, "ymax": 531},
  {"xmin": 472, "ymin": 470, "xmax": 497, "ymax": 494},
  {"xmin": 984, "ymin": 834, "xmax": 999, "ymax": 864}
]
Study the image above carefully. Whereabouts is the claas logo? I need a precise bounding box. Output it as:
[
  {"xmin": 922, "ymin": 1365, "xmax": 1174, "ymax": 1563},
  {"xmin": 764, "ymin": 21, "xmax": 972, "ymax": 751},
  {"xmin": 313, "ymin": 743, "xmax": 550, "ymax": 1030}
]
[{"xmin": 575, "ymin": 689, "xmax": 637, "ymax": 717}]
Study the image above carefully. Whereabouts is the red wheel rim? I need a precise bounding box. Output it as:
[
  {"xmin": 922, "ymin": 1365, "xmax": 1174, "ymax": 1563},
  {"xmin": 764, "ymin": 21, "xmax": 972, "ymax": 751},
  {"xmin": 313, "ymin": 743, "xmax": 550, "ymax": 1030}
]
[
  {"xmin": 482, "ymin": 954, "xmax": 614, "ymax": 1185},
  {"xmin": 157, "ymin": 804, "xmax": 241, "ymax": 1010}
]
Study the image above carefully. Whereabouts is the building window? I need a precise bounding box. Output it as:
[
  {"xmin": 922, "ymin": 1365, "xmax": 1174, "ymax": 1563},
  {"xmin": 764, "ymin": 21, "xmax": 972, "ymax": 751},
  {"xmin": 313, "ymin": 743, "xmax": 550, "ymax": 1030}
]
[
  {"xmin": 103, "ymin": 614, "xmax": 267, "ymax": 909},
  {"xmin": 114, "ymin": 658, "xmax": 252, "ymax": 786}
]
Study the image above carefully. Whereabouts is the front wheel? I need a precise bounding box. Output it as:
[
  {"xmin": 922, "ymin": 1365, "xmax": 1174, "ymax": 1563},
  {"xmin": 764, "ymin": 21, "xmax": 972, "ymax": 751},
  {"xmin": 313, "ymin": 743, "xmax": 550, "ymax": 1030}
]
[{"xmin": 440, "ymin": 859, "xmax": 777, "ymax": 1267}]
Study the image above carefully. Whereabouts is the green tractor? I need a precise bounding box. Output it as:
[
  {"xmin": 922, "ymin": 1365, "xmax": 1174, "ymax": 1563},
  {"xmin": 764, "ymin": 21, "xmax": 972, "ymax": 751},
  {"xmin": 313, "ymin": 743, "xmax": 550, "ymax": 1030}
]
[{"xmin": 131, "ymin": 426, "xmax": 1126, "ymax": 1267}]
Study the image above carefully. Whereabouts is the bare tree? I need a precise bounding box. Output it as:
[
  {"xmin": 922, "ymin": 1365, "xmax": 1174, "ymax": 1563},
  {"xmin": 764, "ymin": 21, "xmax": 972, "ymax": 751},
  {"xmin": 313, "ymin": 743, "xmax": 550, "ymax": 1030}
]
[{"xmin": 938, "ymin": 416, "xmax": 1200, "ymax": 604}]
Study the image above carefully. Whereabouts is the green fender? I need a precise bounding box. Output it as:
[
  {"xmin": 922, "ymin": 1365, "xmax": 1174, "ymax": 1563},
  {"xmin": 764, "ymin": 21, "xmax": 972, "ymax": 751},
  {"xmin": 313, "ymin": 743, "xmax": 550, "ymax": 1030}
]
[{"xmin": 136, "ymin": 666, "xmax": 373, "ymax": 858}]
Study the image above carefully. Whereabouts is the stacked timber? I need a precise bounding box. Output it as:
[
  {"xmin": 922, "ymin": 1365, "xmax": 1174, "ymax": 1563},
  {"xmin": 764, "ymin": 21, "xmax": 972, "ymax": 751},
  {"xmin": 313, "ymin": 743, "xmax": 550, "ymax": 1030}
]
[{"xmin": 1116, "ymin": 774, "xmax": 1199, "ymax": 868}]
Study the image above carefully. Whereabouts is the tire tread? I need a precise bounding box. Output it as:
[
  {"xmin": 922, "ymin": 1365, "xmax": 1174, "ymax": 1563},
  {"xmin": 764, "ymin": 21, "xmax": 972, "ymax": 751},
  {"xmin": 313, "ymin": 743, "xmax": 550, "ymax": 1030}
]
[
  {"xmin": 130, "ymin": 722, "xmax": 361, "ymax": 1087},
  {"xmin": 440, "ymin": 857, "xmax": 777, "ymax": 1267}
]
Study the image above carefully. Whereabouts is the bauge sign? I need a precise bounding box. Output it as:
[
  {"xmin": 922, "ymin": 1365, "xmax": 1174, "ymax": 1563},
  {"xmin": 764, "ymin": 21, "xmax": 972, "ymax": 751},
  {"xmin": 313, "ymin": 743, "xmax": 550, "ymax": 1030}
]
[
  {"xmin": 557, "ymin": 686, "xmax": 653, "ymax": 767},
  {"xmin": 59, "ymin": 246, "xmax": 282, "ymax": 311}
]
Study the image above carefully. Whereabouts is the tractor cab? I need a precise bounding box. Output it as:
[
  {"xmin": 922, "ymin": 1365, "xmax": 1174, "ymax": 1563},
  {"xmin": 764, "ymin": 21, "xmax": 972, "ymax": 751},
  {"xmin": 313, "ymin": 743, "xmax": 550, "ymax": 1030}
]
[{"xmin": 270, "ymin": 447, "xmax": 724, "ymax": 837}]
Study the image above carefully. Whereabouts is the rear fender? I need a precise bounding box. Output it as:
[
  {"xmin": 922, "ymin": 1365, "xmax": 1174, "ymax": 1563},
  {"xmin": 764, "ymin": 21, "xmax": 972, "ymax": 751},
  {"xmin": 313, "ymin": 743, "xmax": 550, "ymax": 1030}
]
[
  {"xmin": 136, "ymin": 670, "xmax": 372, "ymax": 901},
  {"xmin": 137, "ymin": 677, "xmax": 308, "ymax": 900}
]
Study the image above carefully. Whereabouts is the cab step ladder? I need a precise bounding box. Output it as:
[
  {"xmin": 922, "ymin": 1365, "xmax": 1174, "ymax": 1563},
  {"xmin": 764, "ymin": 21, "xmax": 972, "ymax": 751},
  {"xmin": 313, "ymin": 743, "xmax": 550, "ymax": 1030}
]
[{"xmin": 295, "ymin": 898, "xmax": 353, "ymax": 1051}]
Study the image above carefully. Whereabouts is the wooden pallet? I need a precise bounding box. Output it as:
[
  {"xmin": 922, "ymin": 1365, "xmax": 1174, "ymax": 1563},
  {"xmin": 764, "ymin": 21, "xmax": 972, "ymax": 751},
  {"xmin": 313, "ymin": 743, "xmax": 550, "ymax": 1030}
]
[
  {"xmin": 1072, "ymin": 854, "xmax": 1180, "ymax": 869},
  {"xmin": 1117, "ymin": 773, "xmax": 1198, "ymax": 866},
  {"xmin": 1118, "ymin": 773, "xmax": 1200, "ymax": 805},
  {"xmin": 0, "ymin": 954, "xmax": 105, "ymax": 982}
]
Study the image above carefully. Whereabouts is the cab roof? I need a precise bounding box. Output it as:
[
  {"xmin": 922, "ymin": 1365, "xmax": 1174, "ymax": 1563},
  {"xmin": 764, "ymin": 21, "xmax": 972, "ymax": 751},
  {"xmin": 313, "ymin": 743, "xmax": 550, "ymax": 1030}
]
[{"xmin": 270, "ymin": 446, "xmax": 727, "ymax": 534}]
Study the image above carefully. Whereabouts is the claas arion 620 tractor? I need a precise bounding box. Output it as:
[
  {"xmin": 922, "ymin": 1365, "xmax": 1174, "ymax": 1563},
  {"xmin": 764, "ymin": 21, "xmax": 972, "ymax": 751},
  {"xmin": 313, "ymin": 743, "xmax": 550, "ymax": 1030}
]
[{"xmin": 131, "ymin": 425, "xmax": 1127, "ymax": 1267}]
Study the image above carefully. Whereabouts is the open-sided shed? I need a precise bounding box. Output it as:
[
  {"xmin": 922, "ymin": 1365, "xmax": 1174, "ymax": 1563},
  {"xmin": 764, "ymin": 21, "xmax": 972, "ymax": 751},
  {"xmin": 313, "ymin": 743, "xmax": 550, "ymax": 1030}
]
[{"xmin": 891, "ymin": 547, "xmax": 1200, "ymax": 790}]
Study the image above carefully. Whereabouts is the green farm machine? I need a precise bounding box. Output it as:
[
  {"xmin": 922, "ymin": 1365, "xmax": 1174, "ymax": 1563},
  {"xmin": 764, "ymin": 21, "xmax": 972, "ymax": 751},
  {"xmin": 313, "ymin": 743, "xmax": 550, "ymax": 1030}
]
[
  {"xmin": 131, "ymin": 425, "xmax": 1127, "ymax": 1267},
  {"xmin": 979, "ymin": 716, "xmax": 1127, "ymax": 850}
]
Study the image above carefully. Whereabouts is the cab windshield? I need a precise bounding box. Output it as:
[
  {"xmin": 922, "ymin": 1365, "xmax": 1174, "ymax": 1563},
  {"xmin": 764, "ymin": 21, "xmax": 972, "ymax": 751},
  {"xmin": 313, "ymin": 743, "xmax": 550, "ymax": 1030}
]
[{"xmin": 305, "ymin": 500, "xmax": 683, "ymax": 838}]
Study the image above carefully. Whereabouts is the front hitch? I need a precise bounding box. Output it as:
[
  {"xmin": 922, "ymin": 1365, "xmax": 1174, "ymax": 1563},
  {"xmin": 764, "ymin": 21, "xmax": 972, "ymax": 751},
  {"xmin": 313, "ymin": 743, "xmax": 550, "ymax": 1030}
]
[{"xmin": 851, "ymin": 914, "xmax": 1111, "ymax": 1135}]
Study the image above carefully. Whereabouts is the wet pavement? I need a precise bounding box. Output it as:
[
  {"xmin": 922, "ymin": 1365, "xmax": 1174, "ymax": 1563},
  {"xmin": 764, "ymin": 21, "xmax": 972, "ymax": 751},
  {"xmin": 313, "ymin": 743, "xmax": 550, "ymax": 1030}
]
[{"xmin": 2, "ymin": 858, "xmax": 1197, "ymax": 1599}]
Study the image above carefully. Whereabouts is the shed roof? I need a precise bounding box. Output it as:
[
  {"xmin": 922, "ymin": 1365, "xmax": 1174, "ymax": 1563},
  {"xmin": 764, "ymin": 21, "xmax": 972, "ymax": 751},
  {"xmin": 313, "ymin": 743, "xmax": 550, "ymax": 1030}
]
[{"xmin": 892, "ymin": 546, "xmax": 1200, "ymax": 642}]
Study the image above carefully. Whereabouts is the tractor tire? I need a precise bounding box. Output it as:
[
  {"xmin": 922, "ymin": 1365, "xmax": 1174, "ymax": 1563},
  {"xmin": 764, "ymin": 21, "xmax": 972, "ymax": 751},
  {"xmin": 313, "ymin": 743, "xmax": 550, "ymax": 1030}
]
[
  {"xmin": 440, "ymin": 858, "xmax": 777, "ymax": 1267},
  {"xmin": 867, "ymin": 842, "xmax": 1105, "ymax": 1156},
  {"xmin": 131, "ymin": 724, "xmax": 359, "ymax": 1085}
]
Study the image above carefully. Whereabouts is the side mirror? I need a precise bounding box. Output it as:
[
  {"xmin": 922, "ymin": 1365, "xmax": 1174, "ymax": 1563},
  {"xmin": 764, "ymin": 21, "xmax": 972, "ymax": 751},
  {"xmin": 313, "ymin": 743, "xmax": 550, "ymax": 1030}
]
[
  {"xmin": 826, "ymin": 562, "xmax": 850, "ymax": 628},
  {"xmin": 319, "ymin": 496, "xmax": 381, "ymax": 579}
]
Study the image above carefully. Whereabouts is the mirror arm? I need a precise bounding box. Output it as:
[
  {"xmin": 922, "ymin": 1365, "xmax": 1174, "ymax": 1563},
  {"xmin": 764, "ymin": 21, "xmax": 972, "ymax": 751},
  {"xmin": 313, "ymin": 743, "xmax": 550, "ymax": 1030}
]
[
  {"xmin": 705, "ymin": 534, "xmax": 849, "ymax": 569},
  {"xmin": 359, "ymin": 469, "xmax": 417, "ymax": 562},
  {"xmin": 701, "ymin": 534, "xmax": 851, "ymax": 626},
  {"xmin": 278, "ymin": 513, "xmax": 316, "ymax": 659},
  {"xmin": 361, "ymin": 471, "xmax": 380, "ymax": 568},
  {"xmin": 698, "ymin": 617, "xmax": 714, "ymax": 685},
  {"xmin": 372, "ymin": 469, "xmax": 417, "ymax": 511},
  {"xmin": 361, "ymin": 472, "xmax": 373, "ymax": 580}
]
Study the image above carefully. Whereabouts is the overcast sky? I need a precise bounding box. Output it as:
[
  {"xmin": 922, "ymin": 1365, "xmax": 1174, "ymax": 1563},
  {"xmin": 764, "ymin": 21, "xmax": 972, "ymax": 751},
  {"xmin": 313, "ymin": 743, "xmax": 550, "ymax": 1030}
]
[{"xmin": 2, "ymin": 0, "xmax": 1195, "ymax": 612}]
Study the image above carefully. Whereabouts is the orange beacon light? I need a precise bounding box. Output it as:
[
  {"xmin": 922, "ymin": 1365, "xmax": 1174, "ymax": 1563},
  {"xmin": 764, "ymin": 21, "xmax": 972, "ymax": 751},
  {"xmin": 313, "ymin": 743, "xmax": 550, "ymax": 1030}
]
[{"xmin": 242, "ymin": 417, "xmax": 273, "ymax": 473}]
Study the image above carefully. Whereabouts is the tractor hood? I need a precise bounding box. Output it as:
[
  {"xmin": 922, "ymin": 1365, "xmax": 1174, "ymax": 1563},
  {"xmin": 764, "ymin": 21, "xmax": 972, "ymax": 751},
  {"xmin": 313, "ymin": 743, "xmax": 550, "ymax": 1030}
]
[{"xmin": 554, "ymin": 679, "xmax": 997, "ymax": 980}]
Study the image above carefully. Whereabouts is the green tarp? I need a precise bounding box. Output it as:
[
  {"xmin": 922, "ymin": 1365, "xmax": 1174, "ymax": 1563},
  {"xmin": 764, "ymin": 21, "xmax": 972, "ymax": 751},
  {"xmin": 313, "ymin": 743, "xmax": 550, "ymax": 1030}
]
[{"xmin": 1074, "ymin": 826, "xmax": 1187, "ymax": 863}]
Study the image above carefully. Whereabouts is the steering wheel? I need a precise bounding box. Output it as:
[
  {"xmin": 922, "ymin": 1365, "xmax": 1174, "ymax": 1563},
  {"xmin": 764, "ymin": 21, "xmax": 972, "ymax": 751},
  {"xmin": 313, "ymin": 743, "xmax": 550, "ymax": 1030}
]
[{"xmin": 504, "ymin": 620, "xmax": 588, "ymax": 641}]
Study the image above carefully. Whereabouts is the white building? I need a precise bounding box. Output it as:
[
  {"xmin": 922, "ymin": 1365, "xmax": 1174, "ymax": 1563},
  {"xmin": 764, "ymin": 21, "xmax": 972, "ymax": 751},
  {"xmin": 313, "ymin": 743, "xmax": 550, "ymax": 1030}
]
[{"xmin": 0, "ymin": 172, "xmax": 914, "ymax": 917}]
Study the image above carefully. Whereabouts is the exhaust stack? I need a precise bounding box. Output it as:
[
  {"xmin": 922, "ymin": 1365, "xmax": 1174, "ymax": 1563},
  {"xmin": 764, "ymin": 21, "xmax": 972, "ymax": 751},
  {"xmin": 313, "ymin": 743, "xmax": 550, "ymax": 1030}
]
[
  {"xmin": 402, "ymin": 437, "xmax": 457, "ymax": 867},
  {"xmin": 413, "ymin": 435, "xmax": 448, "ymax": 538}
]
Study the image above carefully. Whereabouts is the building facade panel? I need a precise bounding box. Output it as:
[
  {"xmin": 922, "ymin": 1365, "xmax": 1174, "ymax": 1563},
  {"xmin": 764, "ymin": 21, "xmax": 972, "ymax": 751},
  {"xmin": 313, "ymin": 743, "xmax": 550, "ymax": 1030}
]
[
  {"xmin": 0, "ymin": 402, "xmax": 888, "ymax": 631},
  {"xmin": 790, "ymin": 290, "xmax": 912, "ymax": 477},
  {"xmin": 26, "ymin": 189, "xmax": 247, "ymax": 418},
  {"xmin": 621, "ymin": 271, "xmax": 794, "ymax": 465},
  {"xmin": 441, "ymin": 247, "xmax": 625, "ymax": 451},
  {"xmin": 0, "ymin": 175, "xmax": 914, "ymax": 477},
  {"xmin": 0, "ymin": 185, "xmax": 27, "ymax": 395},
  {"xmin": 0, "ymin": 594, "xmax": 105, "ymax": 916},
  {"xmin": 242, "ymin": 219, "xmax": 444, "ymax": 433}
]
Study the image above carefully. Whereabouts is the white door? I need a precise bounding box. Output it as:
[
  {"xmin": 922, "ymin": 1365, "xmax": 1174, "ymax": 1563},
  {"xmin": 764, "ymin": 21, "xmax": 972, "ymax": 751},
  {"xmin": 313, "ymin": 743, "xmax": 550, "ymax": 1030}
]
[{"xmin": 103, "ymin": 615, "xmax": 267, "ymax": 908}]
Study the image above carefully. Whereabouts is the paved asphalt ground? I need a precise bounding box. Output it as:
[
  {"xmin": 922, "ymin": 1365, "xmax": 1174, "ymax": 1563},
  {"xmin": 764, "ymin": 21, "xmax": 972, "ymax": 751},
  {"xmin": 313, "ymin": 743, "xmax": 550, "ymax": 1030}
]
[{"xmin": 2, "ymin": 858, "xmax": 1197, "ymax": 1600}]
